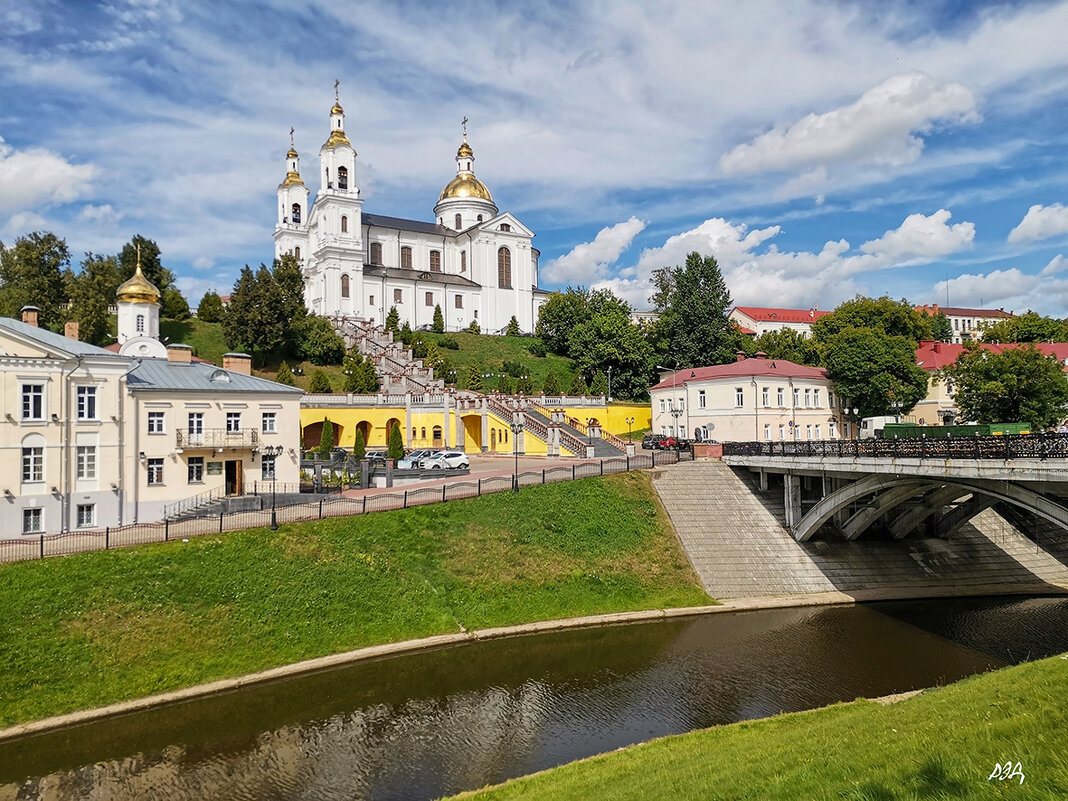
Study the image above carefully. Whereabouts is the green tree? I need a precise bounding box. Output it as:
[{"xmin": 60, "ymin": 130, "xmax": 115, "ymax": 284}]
[
  {"xmin": 275, "ymin": 361, "xmax": 295, "ymax": 386},
  {"xmin": 161, "ymin": 287, "xmax": 191, "ymax": 320},
  {"xmin": 387, "ymin": 423, "xmax": 405, "ymax": 460},
  {"xmin": 119, "ymin": 235, "xmax": 174, "ymax": 292},
  {"xmin": 197, "ymin": 291, "xmax": 224, "ymax": 323},
  {"xmin": 273, "ymin": 252, "xmax": 306, "ymax": 325},
  {"xmin": 342, "ymin": 347, "xmax": 379, "ymax": 392},
  {"xmin": 649, "ymin": 252, "xmax": 734, "ymax": 368},
  {"xmin": 317, "ymin": 419, "xmax": 335, "ymax": 454},
  {"xmin": 516, "ymin": 374, "xmax": 534, "ymax": 395},
  {"xmin": 308, "ymin": 369, "xmax": 333, "ymax": 393},
  {"xmin": 930, "ymin": 312, "xmax": 953, "ymax": 343},
  {"xmin": 536, "ymin": 288, "xmax": 589, "ymax": 354},
  {"xmin": 464, "ymin": 363, "xmax": 484, "ymax": 392},
  {"xmin": 385, "ymin": 306, "xmax": 400, "ymax": 333},
  {"xmin": 980, "ymin": 311, "xmax": 1068, "ymax": 343},
  {"xmin": 432, "ymin": 304, "xmax": 445, "ymax": 333},
  {"xmin": 297, "ymin": 316, "xmax": 346, "ymax": 365},
  {"xmin": 497, "ymin": 374, "xmax": 515, "ymax": 395},
  {"xmin": 397, "ymin": 321, "xmax": 413, "ymax": 346},
  {"xmin": 542, "ymin": 372, "xmax": 562, "ymax": 395},
  {"xmin": 69, "ymin": 252, "xmax": 121, "ymax": 345},
  {"xmin": 589, "ymin": 371, "xmax": 609, "ymax": 397},
  {"xmin": 222, "ymin": 265, "xmax": 288, "ymax": 364},
  {"xmin": 822, "ymin": 327, "xmax": 929, "ymax": 419},
  {"xmin": 566, "ymin": 290, "xmax": 654, "ymax": 400},
  {"xmin": 353, "ymin": 428, "xmax": 367, "ymax": 461},
  {"xmin": 0, "ymin": 231, "xmax": 71, "ymax": 330},
  {"xmin": 568, "ymin": 372, "xmax": 589, "ymax": 396},
  {"xmin": 751, "ymin": 328, "xmax": 821, "ymax": 366},
  {"xmin": 943, "ymin": 344, "xmax": 1068, "ymax": 428},
  {"xmin": 811, "ymin": 296, "xmax": 932, "ymax": 344},
  {"xmin": 465, "ymin": 320, "xmax": 481, "ymax": 334},
  {"xmin": 506, "ymin": 315, "xmax": 521, "ymax": 337},
  {"xmin": 435, "ymin": 355, "xmax": 455, "ymax": 384}
]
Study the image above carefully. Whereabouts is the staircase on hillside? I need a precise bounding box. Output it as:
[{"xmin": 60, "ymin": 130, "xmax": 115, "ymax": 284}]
[
  {"xmin": 348, "ymin": 322, "xmax": 445, "ymax": 394},
  {"xmin": 488, "ymin": 397, "xmax": 625, "ymax": 457}
]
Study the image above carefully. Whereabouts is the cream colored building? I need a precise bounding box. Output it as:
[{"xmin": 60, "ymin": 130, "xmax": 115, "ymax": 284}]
[{"xmin": 651, "ymin": 354, "xmax": 849, "ymax": 442}]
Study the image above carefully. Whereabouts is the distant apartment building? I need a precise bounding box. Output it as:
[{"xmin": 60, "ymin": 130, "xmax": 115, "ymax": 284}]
[
  {"xmin": 914, "ymin": 304, "xmax": 1014, "ymax": 344},
  {"xmin": 728, "ymin": 306, "xmax": 831, "ymax": 338}
]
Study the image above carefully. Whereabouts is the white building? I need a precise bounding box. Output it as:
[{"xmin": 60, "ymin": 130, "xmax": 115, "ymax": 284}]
[
  {"xmin": 275, "ymin": 94, "xmax": 548, "ymax": 334},
  {"xmin": 914, "ymin": 304, "xmax": 1014, "ymax": 344},
  {"xmin": 728, "ymin": 306, "xmax": 831, "ymax": 338}
]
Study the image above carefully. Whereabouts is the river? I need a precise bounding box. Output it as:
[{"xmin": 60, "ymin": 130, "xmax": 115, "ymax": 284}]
[{"xmin": 2, "ymin": 596, "xmax": 1066, "ymax": 800}]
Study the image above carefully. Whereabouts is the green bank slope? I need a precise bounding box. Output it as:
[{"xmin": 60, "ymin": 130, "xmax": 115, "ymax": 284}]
[
  {"xmin": 453, "ymin": 652, "xmax": 1068, "ymax": 801},
  {"xmin": 0, "ymin": 472, "xmax": 708, "ymax": 726}
]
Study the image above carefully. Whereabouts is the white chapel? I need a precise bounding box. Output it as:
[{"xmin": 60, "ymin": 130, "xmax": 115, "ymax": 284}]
[{"xmin": 274, "ymin": 90, "xmax": 548, "ymax": 334}]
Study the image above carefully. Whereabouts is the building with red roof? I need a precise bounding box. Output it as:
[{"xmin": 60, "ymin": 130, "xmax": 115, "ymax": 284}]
[
  {"xmin": 729, "ymin": 306, "xmax": 831, "ymax": 338},
  {"xmin": 914, "ymin": 304, "xmax": 1014, "ymax": 345}
]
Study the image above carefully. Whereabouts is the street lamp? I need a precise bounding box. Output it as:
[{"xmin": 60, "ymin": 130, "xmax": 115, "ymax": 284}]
[
  {"xmin": 586, "ymin": 417, "xmax": 595, "ymax": 448},
  {"xmin": 263, "ymin": 444, "xmax": 284, "ymax": 530},
  {"xmin": 626, "ymin": 416, "xmax": 635, "ymax": 441},
  {"xmin": 891, "ymin": 400, "xmax": 903, "ymax": 422},
  {"xmin": 606, "ymin": 366, "xmax": 612, "ymax": 402},
  {"xmin": 510, "ymin": 413, "xmax": 525, "ymax": 493}
]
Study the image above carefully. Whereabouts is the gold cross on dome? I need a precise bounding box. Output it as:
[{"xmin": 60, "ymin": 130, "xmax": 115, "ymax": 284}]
[
  {"xmin": 462, "ymin": 116, "xmax": 468, "ymax": 139},
  {"xmin": 334, "ymin": 78, "xmax": 340, "ymax": 100}
]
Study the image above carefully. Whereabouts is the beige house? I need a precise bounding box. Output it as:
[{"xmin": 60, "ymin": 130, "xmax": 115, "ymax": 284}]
[
  {"xmin": 914, "ymin": 304, "xmax": 1014, "ymax": 344},
  {"xmin": 651, "ymin": 354, "xmax": 848, "ymax": 443},
  {"xmin": 728, "ymin": 306, "xmax": 832, "ymax": 338}
]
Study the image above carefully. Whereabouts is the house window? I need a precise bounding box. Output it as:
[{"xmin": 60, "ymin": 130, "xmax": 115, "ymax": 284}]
[
  {"xmin": 455, "ymin": 214, "xmax": 462, "ymax": 229},
  {"xmin": 147, "ymin": 458, "xmax": 164, "ymax": 485},
  {"xmin": 341, "ymin": 274, "xmax": 350, "ymax": 298},
  {"xmin": 430, "ymin": 250, "xmax": 441, "ymax": 272},
  {"xmin": 295, "ymin": 246, "xmax": 301, "ymax": 260},
  {"xmin": 22, "ymin": 384, "xmax": 44, "ymax": 420},
  {"xmin": 394, "ymin": 288, "xmax": 402, "ymax": 303},
  {"xmin": 815, "ymin": 424, "xmax": 822, "ymax": 440},
  {"xmin": 148, "ymin": 411, "xmax": 165, "ymax": 434},
  {"xmin": 226, "ymin": 412, "xmax": 241, "ymax": 433},
  {"xmin": 805, "ymin": 425, "xmax": 812, "ymax": 440},
  {"xmin": 814, "ymin": 389, "xmax": 821, "ymax": 407},
  {"xmin": 829, "ymin": 420, "xmax": 837, "ymax": 439},
  {"xmin": 659, "ymin": 399, "xmax": 665, "ymax": 413},
  {"xmin": 698, "ymin": 390, "xmax": 706, "ymax": 408},
  {"xmin": 764, "ymin": 424, "xmax": 771, "ymax": 441},
  {"xmin": 23, "ymin": 508, "xmax": 43, "ymax": 534},
  {"xmin": 425, "ymin": 291, "xmax": 434, "ymax": 307},
  {"xmin": 188, "ymin": 457, "xmax": 204, "ymax": 484},
  {"xmin": 762, "ymin": 386, "xmax": 769, "ymax": 406},
  {"xmin": 76, "ymin": 386, "xmax": 97, "ymax": 420},
  {"xmin": 262, "ymin": 454, "xmax": 277, "ymax": 480},
  {"xmin": 735, "ymin": 387, "xmax": 744, "ymax": 407},
  {"xmin": 455, "ymin": 294, "xmax": 463, "ymax": 309},
  {"xmin": 477, "ymin": 214, "xmax": 483, "ymax": 222},
  {"xmin": 262, "ymin": 412, "xmax": 277, "ymax": 433},
  {"xmin": 829, "ymin": 391, "xmax": 836, "ymax": 408},
  {"xmin": 188, "ymin": 413, "xmax": 204, "ymax": 445},
  {"xmin": 21, "ymin": 446, "xmax": 43, "ymax": 483},
  {"xmin": 369, "ymin": 295, "xmax": 375, "ymax": 306},
  {"xmin": 678, "ymin": 397, "xmax": 685, "ymax": 411},
  {"xmin": 370, "ymin": 242, "xmax": 382, "ymax": 264},
  {"xmin": 460, "ymin": 251, "xmax": 467, "ymax": 272},
  {"xmin": 804, "ymin": 389, "xmax": 811, "ymax": 407},
  {"xmin": 497, "ymin": 247, "xmax": 512, "ymax": 288},
  {"xmin": 340, "ymin": 215, "xmax": 348, "ymax": 233},
  {"xmin": 779, "ymin": 424, "xmax": 786, "ymax": 440},
  {"xmin": 777, "ymin": 388, "xmax": 784, "ymax": 407},
  {"xmin": 473, "ymin": 309, "xmax": 478, "ymax": 318},
  {"xmin": 136, "ymin": 314, "xmax": 145, "ymax": 333},
  {"xmin": 76, "ymin": 504, "xmax": 95, "ymax": 528},
  {"xmin": 401, "ymin": 246, "xmax": 412, "ymax": 269},
  {"xmin": 76, "ymin": 445, "xmax": 96, "ymax": 480},
  {"xmin": 793, "ymin": 388, "xmax": 800, "ymax": 406},
  {"xmin": 337, "ymin": 166, "xmax": 348, "ymax": 190}
]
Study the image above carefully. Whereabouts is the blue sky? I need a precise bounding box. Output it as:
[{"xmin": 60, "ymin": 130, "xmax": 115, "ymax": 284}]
[{"xmin": 3, "ymin": 0, "xmax": 1068, "ymax": 315}]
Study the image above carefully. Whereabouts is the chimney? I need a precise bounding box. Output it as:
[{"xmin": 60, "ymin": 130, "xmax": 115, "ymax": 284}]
[
  {"xmin": 933, "ymin": 341, "xmax": 942, "ymax": 353},
  {"xmin": 223, "ymin": 352, "xmax": 252, "ymax": 375},
  {"xmin": 20, "ymin": 306, "xmax": 39, "ymax": 327},
  {"xmin": 64, "ymin": 321, "xmax": 80, "ymax": 341},
  {"xmin": 736, "ymin": 350, "xmax": 747, "ymax": 362},
  {"xmin": 167, "ymin": 343, "xmax": 193, "ymax": 363},
  {"xmin": 754, "ymin": 351, "xmax": 768, "ymax": 359}
]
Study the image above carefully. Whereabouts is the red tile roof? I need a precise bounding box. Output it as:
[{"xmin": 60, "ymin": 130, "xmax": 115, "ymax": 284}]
[
  {"xmin": 915, "ymin": 304, "xmax": 1013, "ymax": 319},
  {"xmin": 915, "ymin": 340, "xmax": 1068, "ymax": 370},
  {"xmin": 651, "ymin": 356, "xmax": 828, "ymax": 389},
  {"xmin": 731, "ymin": 306, "xmax": 832, "ymax": 324}
]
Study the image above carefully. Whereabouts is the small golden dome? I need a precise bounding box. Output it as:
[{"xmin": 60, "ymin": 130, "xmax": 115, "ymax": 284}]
[
  {"xmin": 457, "ymin": 141, "xmax": 473, "ymax": 158},
  {"xmin": 116, "ymin": 263, "xmax": 160, "ymax": 305},
  {"xmin": 323, "ymin": 128, "xmax": 351, "ymax": 149},
  {"xmin": 438, "ymin": 173, "xmax": 494, "ymax": 201},
  {"xmin": 281, "ymin": 170, "xmax": 305, "ymax": 188},
  {"xmin": 331, "ymin": 102, "xmax": 344, "ymax": 115},
  {"xmin": 287, "ymin": 146, "xmax": 298, "ymax": 159}
]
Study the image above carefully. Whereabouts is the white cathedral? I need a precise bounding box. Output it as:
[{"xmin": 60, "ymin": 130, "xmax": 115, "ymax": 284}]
[{"xmin": 274, "ymin": 91, "xmax": 548, "ymax": 334}]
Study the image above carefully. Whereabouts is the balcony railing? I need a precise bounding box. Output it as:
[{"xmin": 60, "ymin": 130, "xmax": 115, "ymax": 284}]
[{"xmin": 176, "ymin": 428, "xmax": 259, "ymax": 450}]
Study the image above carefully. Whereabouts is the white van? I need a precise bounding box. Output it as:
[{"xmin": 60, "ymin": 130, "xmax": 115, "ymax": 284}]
[{"xmin": 859, "ymin": 416, "xmax": 898, "ymax": 439}]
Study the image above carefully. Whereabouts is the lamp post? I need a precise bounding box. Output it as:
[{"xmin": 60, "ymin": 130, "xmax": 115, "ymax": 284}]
[
  {"xmin": 586, "ymin": 417, "xmax": 595, "ymax": 448},
  {"xmin": 606, "ymin": 366, "xmax": 612, "ymax": 402},
  {"xmin": 510, "ymin": 413, "xmax": 524, "ymax": 493},
  {"xmin": 891, "ymin": 400, "xmax": 903, "ymax": 422},
  {"xmin": 626, "ymin": 416, "xmax": 635, "ymax": 441},
  {"xmin": 263, "ymin": 444, "xmax": 284, "ymax": 530},
  {"xmin": 851, "ymin": 407, "xmax": 860, "ymax": 439}
]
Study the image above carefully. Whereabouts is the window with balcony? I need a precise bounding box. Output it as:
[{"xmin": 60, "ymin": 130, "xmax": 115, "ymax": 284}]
[{"xmin": 187, "ymin": 412, "xmax": 204, "ymax": 444}]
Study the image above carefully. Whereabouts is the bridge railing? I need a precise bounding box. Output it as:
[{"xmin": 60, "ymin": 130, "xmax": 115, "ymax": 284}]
[{"xmin": 723, "ymin": 433, "xmax": 1068, "ymax": 460}]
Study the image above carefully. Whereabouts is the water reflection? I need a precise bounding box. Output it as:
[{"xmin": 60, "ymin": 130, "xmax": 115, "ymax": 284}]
[{"xmin": 2, "ymin": 597, "xmax": 1066, "ymax": 801}]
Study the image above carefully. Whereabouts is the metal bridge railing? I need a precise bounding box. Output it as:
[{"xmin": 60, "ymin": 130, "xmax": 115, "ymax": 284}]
[{"xmin": 722, "ymin": 433, "xmax": 1068, "ymax": 461}]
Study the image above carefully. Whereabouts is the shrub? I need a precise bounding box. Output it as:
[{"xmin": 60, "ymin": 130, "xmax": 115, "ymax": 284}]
[
  {"xmin": 432, "ymin": 304, "xmax": 445, "ymax": 333},
  {"xmin": 568, "ymin": 372, "xmax": 589, "ymax": 396},
  {"xmin": 353, "ymin": 428, "xmax": 366, "ymax": 461},
  {"xmin": 506, "ymin": 315, "xmax": 521, "ymax": 337},
  {"xmin": 497, "ymin": 375, "xmax": 515, "ymax": 395},
  {"xmin": 308, "ymin": 369, "xmax": 333, "ymax": 393},
  {"xmin": 387, "ymin": 424, "xmax": 404, "ymax": 461},
  {"xmin": 298, "ymin": 316, "xmax": 346, "ymax": 365},
  {"xmin": 318, "ymin": 419, "xmax": 335, "ymax": 454},
  {"xmin": 465, "ymin": 320, "xmax": 481, "ymax": 334},
  {"xmin": 275, "ymin": 361, "xmax": 295, "ymax": 386},
  {"xmin": 384, "ymin": 306, "xmax": 400, "ymax": 333},
  {"xmin": 542, "ymin": 372, "xmax": 562, "ymax": 395},
  {"xmin": 197, "ymin": 291, "xmax": 224, "ymax": 323},
  {"xmin": 440, "ymin": 335, "xmax": 460, "ymax": 350},
  {"xmin": 528, "ymin": 340, "xmax": 547, "ymax": 357}
]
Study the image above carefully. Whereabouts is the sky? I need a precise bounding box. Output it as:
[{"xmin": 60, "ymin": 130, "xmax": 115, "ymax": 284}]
[{"xmin": 3, "ymin": 0, "xmax": 1068, "ymax": 316}]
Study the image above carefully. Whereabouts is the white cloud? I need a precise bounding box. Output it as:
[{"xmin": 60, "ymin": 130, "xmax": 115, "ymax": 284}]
[
  {"xmin": 1008, "ymin": 203, "xmax": 1068, "ymax": 243},
  {"xmin": 541, "ymin": 216, "xmax": 645, "ymax": 285},
  {"xmin": 860, "ymin": 209, "xmax": 974, "ymax": 262},
  {"xmin": 0, "ymin": 211, "xmax": 49, "ymax": 240},
  {"xmin": 719, "ymin": 72, "xmax": 977, "ymax": 177},
  {"xmin": 931, "ymin": 269, "xmax": 1039, "ymax": 310},
  {"xmin": 192, "ymin": 256, "xmax": 214, "ymax": 271},
  {"xmin": 1041, "ymin": 254, "xmax": 1067, "ymax": 276},
  {"xmin": 77, "ymin": 204, "xmax": 122, "ymax": 226},
  {"xmin": 0, "ymin": 137, "xmax": 96, "ymax": 214}
]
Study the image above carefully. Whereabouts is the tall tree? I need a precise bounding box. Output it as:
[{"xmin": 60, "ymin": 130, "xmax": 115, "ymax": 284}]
[
  {"xmin": 930, "ymin": 312, "xmax": 953, "ymax": 343},
  {"xmin": 515, "ymin": 374, "xmax": 534, "ymax": 395},
  {"xmin": 297, "ymin": 315, "xmax": 346, "ymax": 365},
  {"xmin": 385, "ymin": 306, "xmax": 400, "ymax": 333},
  {"xmin": 318, "ymin": 419, "xmax": 335, "ymax": 453},
  {"xmin": 980, "ymin": 311, "xmax": 1068, "ymax": 343},
  {"xmin": 273, "ymin": 252, "xmax": 306, "ymax": 325},
  {"xmin": 536, "ymin": 287, "xmax": 589, "ymax": 354},
  {"xmin": 542, "ymin": 372, "xmax": 562, "ymax": 395},
  {"xmin": 0, "ymin": 232, "xmax": 71, "ymax": 330},
  {"xmin": 568, "ymin": 372, "xmax": 589, "ymax": 396},
  {"xmin": 432, "ymin": 304, "xmax": 445, "ymax": 333},
  {"xmin": 161, "ymin": 287, "xmax": 191, "ymax": 320},
  {"xmin": 387, "ymin": 424, "xmax": 404, "ymax": 460},
  {"xmin": 197, "ymin": 291, "xmax": 224, "ymax": 323},
  {"xmin": 649, "ymin": 251, "xmax": 734, "ymax": 368},
  {"xmin": 751, "ymin": 327, "xmax": 821, "ymax": 366},
  {"xmin": 69, "ymin": 252, "xmax": 121, "ymax": 344},
  {"xmin": 118, "ymin": 235, "xmax": 174, "ymax": 292},
  {"xmin": 943, "ymin": 344, "xmax": 1068, "ymax": 429},
  {"xmin": 822, "ymin": 327, "xmax": 929, "ymax": 419},
  {"xmin": 811, "ymin": 296, "xmax": 932, "ymax": 343},
  {"xmin": 275, "ymin": 361, "xmax": 296, "ymax": 386},
  {"xmin": 308, "ymin": 369, "xmax": 333, "ymax": 393},
  {"xmin": 223, "ymin": 265, "xmax": 288, "ymax": 363},
  {"xmin": 566, "ymin": 289, "xmax": 654, "ymax": 400},
  {"xmin": 464, "ymin": 363, "xmax": 484, "ymax": 392}
]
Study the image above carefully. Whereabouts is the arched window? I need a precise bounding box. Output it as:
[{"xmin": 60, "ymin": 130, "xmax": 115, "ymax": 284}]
[
  {"xmin": 370, "ymin": 242, "xmax": 382, "ymax": 264},
  {"xmin": 136, "ymin": 314, "xmax": 145, "ymax": 333},
  {"xmin": 401, "ymin": 246, "xmax": 412, "ymax": 269},
  {"xmin": 499, "ymin": 223, "xmax": 511, "ymax": 232},
  {"xmin": 497, "ymin": 247, "xmax": 512, "ymax": 289},
  {"xmin": 454, "ymin": 213, "xmax": 462, "ymax": 229},
  {"xmin": 291, "ymin": 203, "xmax": 301, "ymax": 223},
  {"xmin": 341, "ymin": 215, "xmax": 348, "ymax": 233},
  {"xmin": 430, "ymin": 250, "xmax": 441, "ymax": 272},
  {"xmin": 460, "ymin": 251, "xmax": 467, "ymax": 272},
  {"xmin": 337, "ymin": 166, "xmax": 348, "ymax": 190},
  {"xmin": 477, "ymin": 214, "xmax": 483, "ymax": 222},
  {"xmin": 294, "ymin": 246, "xmax": 301, "ymax": 260},
  {"xmin": 341, "ymin": 274, "xmax": 350, "ymax": 298}
]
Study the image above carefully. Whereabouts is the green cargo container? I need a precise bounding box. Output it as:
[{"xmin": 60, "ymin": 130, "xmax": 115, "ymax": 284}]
[{"xmin": 882, "ymin": 422, "xmax": 1032, "ymax": 439}]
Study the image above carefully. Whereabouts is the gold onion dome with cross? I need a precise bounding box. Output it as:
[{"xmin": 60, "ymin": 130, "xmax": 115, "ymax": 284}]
[
  {"xmin": 116, "ymin": 249, "xmax": 160, "ymax": 305},
  {"xmin": 439, "ymin": 137, "xmax": 493, "ymax": 201}
]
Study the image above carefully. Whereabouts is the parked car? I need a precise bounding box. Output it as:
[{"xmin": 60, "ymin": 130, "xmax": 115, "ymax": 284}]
[
  {"xmin": 330, "ymin": 446, "xmax": 349, "ymax": 464},
  {"xmin": 422, "ymin": 451, "xmax": 470, "ymax": 470},
  {"xmin": 641, "ymin": 434, "xmax": 665, "ymax": 450},
  {"xmin": 364, "ymin": 450, "xmax": 388, "ymax": 465},
  {"xmin": 398, "ymin": 449, "xmax": 434, "ymax": 469}
]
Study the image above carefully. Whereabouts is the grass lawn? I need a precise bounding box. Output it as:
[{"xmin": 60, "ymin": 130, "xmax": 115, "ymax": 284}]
[
  {"xmin": 0, "ymin": 473, "xmax": 708, "ymax": 727},
  {"xmin": 453, "ymin": 652, "xmax": 1068, "ymax": 800}
]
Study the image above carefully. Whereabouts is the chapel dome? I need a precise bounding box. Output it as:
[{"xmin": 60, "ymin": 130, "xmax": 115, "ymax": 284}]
[
  {"xmin": 439, "ymin": 173, "xmax": 494, "ymax": 202},
  {"xmin": 116, "ymin": 264, "xmax": 160, "ymax": 305}
]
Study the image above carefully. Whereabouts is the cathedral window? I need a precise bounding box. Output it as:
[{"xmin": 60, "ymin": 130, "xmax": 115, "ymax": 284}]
[
  {"xmin": 370, "ymin": 242, "xmax": 382, "ymax": 264},
  {"xmin": 455, "ymin": 294, "xmax": 463, "ymax": 309},
  {"xmin": 294, "ymin": 246, "xmax": 301, "ymax": 260},
  {"xmin": 136, "ymin": 314, "xmax": 145, "ymax": 333},
  {"xmin": 499, "ymin": 223, "xmax": 511, "ymax": 232},
  {"xmin": 430, "ymin": 250, "xmax": 441, "ymax": 272},
  {"xmin": 497, "ymin": 247, "xmax": 512, "ymax": 289},
  {"xmin": 460, "ymin": 251, "xmax": 467, "ymax": 272},
  {"xmin": 394, "ymin": 288, "xmax": 403, "ymax": 303},
  {"xmin": 425, "ymin": 291, "xmax": 433, "ymax": 306},
  {"xmin": 291, "ymin": 203, "xmax": 301, "ymax": 223},
  {"xmin": 338, "ymin": 166, "xmax": 348, "ymax": 190},
  {"xmin": 341, "ymin": 215, "xmax": 348, "ymax": 233},
  {"xmin": 341, "ymin": 274, "xmax": 350, "ymax": 298},
  {"xmin": 455, "ymin": 214, "xmax": 462, "ymax": 229},
  {"xmin": 401, "ymin": 246, "xmax": 412, "ymax": 269},
  {"xmin": 369, "ymin": 295, "xmax": 375, "ymax": 305},
  {"xmin": 477, "ymin": 215, "xmax": 483, "ymax": 222}
]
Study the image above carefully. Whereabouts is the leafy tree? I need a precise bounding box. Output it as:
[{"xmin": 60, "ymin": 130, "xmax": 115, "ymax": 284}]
[
  {"xmin": 465, "ymin": 320, "xmax": 481, "ymax": 334},
  {"xmin": 342, "ymin": 347, "xmax": 379, "ymax": 392},
  {"xmin": 943, "ymin": 344, "xmax": 1068, "ymax": 428},
  {"xmin": 649, "ymin": 251, "xmax": 735, "ymax": 368},
  {"xmin": 397, "ymin": 321, "xmax": 413, "ymax": 346},
  {"xmin": 385, "ymin": 306, "xmax": 400, "ymax": 333},
  {"xmin": 275, "ymin": 361, "xmax": 295, "ymax": 386},
  {"xmin": 387, "ymin": 423, "xmax": 405, "ymax": 460},
  {"xmin": 980, "ymin": 311, "xmax": 1068, "ymax": 344},
  {"xmin": 930, "ymin": 312, "xmax": 953, "ymax": 343},
  {"xmin": 161, "ymin": 287, "xmax": 191, "ymax": 320},
  {"xmin": 566, "ymin": 290, "xmax": 654, "ymax": 400},
  {"xmin": 751, "ymin": 328, "xmax": 821, "ymax": 366},
  {"xmin": 516, "ymin": 374, "xmax": 534, "ymax": 395},
  {"xmin": 69, "ymin": 252, "xmax": 121, "ymax": 344},
  {"xmin": 273, "ymin": 252, "xmax": 306, "ymax": 325},
  {"xmin": 0, "ymin": 231, "xmax": 71, "ymax": 330},
  {"xmin": 589, "ymin": 371, "xmax": 609, "ymax": 397},
  {"xmin": 536, "ymin": 288, "xmax": 588, "ymax": 354},
  {"xmin": 568, "ymin": 372, "xmax": 589, "ymax": 396},
  {"xmin": 464, "ymin": 363, "xmax": 484, "ymax": 392},
  {"xmin": 297, "ymin": 315, "xmax": 346, "ymax": 365},
  {"xmin": 506, "ymin": 315, "xmax": 521, "ymax": 337},
  {"xmin": 197, "ymin": 291, "xmax": 224, "ymax": 323},
  {"xmin": 317, "ymin": 419, "xmax": 335, "ymax": 454},
  {"xmin": 353, "ymin": 428, "xmax": 367, "ymax": 461},
  {"xmin": 497, "ymin": 374, "xmax": 515, "ymax": 395},
  {"xmin": 811, "ymin": 296, "xmax": 932, "ymax": 344},
  {"xmin": 542, "ymin": 372, "xmax": 562, "ymax": 395},
  {"xmin": 119, "ymin": 235, "xmax": 174, "ymax": 292},
  {"xmin": 822, "ymin": 327, "xmax": 929, "ymax": 419},
  {"xmin": 435, "ymin": 355, "xmax": 454, "ymax": 383},
  {"xmin": 432, "ymin": 304, "xmax": 445, "ymax": 333},
  {"xmin": 223, "ymin": 265, "xmax": 288, "ymax": 364},
  {"xmin": 307, "ymin": 369, "xmax": 333, "ymax": 393}
]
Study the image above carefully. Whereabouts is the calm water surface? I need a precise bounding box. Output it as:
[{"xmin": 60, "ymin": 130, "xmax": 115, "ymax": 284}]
[{"xmin": 2, "ymin": 596, "xmax": 1067, "ymax": 800}]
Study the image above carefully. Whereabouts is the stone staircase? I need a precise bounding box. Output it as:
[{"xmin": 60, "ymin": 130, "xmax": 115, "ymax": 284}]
[{"xmin": 350, "ymin": 322, "xmax": 444, "ymax": 394}]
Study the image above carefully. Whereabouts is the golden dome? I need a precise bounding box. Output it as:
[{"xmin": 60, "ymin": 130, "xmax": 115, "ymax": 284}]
[
  {"xmin": 438, "ymin": 172, "xmax": 493, "ymax": 202},
  {"xmin": 287, "ymin": 146, "xmax": 298, "ymax": 159},
  {"xmin": 116, "ymin": 263, "xmax": 160, "ymax": 305},
  {"xmin": 331, "ymin": 102, "xmax": 344, "ymax": 115},
  {"xmin": 457, "ymin": 141, "xmax": 473, "ymax": 158},
  {"xmin": 281, "ymin": 170, "xmax": 305, "ymax": 188},
  {"xmin": 323, "ymin": 128, "xmax": 351, "ymax": 149}
]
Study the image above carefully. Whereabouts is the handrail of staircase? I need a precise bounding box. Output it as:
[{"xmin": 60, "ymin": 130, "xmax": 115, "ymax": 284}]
[
  {"xmin": 357, "ymin": 331, "xmax": 434, "ymax": 392},
  {"xmin": 163, "ymin": 486, "xmax": 224, "ymax": 520},
  {"xmin": 486, "ymin": 398, "xmax": 549, "ymax": 439}
]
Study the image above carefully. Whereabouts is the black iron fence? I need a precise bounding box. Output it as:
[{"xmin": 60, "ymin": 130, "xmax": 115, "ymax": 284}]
[
  {"xmin": 722, "ymin": 433, "xmax": 1068, "ymax": 461},
  {"xmin": 0, "ymin": 450, "xmax": 689, "ymax": 564}
]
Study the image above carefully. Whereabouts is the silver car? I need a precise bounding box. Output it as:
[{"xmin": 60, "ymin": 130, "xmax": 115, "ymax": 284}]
[{"xmin": 398, "ymin": 449, "xmax": 434, "ymax": 469}]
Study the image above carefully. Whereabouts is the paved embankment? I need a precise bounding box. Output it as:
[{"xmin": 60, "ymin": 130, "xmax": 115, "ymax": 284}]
[{"xmin": 653, "ymin": 460, "xmax": 1068, "ymax": 600}]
